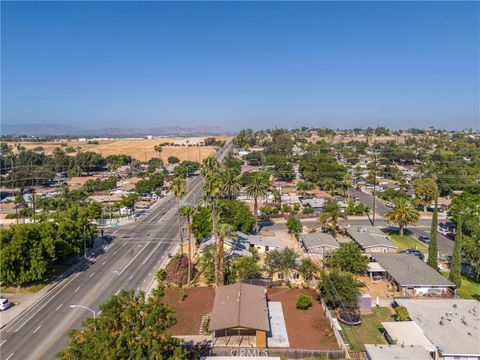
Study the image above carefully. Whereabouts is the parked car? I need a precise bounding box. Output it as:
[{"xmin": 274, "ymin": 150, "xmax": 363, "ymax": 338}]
[
  {"xmin": 0, "ymin": 298, "xmax": 10, "ymax": 311},
  {"xmin": 385, "ymin": 202, "xmax": 394, "ymax": 208},
  {"xmin": 419, "ymin": 235, "xmax": 431, "ymax": 244},
  {"xmin": 399, "ymin": 249, "xmax": 425, "ymax": 261}
]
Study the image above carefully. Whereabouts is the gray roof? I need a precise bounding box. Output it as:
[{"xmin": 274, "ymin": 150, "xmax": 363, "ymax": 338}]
[
  {"xmin": 381, "ymin": 321, "xmax": 435, "ymax": 352},
  {"xmin": 301, "ymin": 198, "xmax": 325, "ymax": 208},
  {"xmin": 209, "ymin": 283, "xmax": 270, "ymax": 332},
  {"xmin": 395, "ymin": 299, "xmax": 480, "ymax": 356},
  {"xmin": 364, "ymin": 344, "xmax": 431, "ymax": 360},
  {"xmin": 301, "ymin": 232, "xmax": 339, "ymax": 251},
  {"xmin": 374, "ymin": 253, "xmax": 454, "ymax": 287},
  {"xmin": 347, "ymin": 225, "xmax": 397, "ymax": 249},
  {"xmin": 237, "ymin": 232, "xmax": 283, "ymax": 248},
  {"xmin": 199, "ymin": 237, "xmax": 252, "ymax": 258}
]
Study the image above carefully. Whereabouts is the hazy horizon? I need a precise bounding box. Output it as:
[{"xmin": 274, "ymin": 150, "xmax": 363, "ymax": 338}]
[{"xmin": 2, "ymin": 2, "xmax": 479, "ymax": 130}]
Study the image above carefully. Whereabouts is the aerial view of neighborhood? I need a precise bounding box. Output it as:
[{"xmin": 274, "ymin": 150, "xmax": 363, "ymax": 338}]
[{"xmin": 1, "ymin": 1, "xmax": 479, "ymax": 360}]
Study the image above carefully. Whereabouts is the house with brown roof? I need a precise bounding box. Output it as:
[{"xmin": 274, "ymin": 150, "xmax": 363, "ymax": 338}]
[{"xmin": 209, "ymin": 283, "xmax": 269, "ymax": 348}]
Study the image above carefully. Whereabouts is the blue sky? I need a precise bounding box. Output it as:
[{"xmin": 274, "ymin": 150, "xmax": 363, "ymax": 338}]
[{"xmin": 1, "ymin": 1, "xmax": 479, "ymax": 130}]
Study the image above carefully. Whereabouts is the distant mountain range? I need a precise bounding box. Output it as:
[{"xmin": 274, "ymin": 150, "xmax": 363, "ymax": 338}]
[{"xmin": 1, "ymin": 123, "xmax": 226, "ymax": 137}]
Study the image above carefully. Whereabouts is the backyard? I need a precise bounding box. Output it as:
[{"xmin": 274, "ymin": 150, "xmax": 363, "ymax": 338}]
[
  {"xmin": 441, "ymin": 272, "xmax": 480, "ymax": 300},
  {"xmin": 340, "ymin": 307, "xmax": 393, "ymax": 352},
  {"xmin": 268, "ymin": 288, "xmax": 339, "ymax": 350}
]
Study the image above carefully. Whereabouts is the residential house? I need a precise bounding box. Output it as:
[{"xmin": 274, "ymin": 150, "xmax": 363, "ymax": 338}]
[
  {"xmin": 347, "ymin": 225, "xmax": 398, "ymax": 254},
  {"xmin": 395, "ymin": 299, "xmax": 480, "ymax": 360},
  {"xmin": 300, "ymin": 197, "xmax": 326, "ymax": 212},
  {"xmin": 300, "ymin": 232, "xmax": 339, "ymax": 258},
  {"xmin": 374, "ymin": 253, "xmax": 455, "ymax": 297},
  {"xmin": 364, "ymin": 344, "xmax": 432, "ymax": 360},
  {"xmin": 381, "ymin": 321, "xmax": 436, "ymax": 355},
  {"xmin": 209, "ymin": 283, "xmax": 269, "ymax": 348},
  {"xmin": 237, "ymin": 232, "xmax": 284, "ymax": 253}
]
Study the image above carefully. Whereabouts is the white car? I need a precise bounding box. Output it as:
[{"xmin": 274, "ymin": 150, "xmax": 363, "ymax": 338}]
[
  {"xmin": 385, "ymin": 202, "xmax": 394, "ymax": 208},
  {"xmin": 0, "ymin": 298, "xmax": 10, "ymax": 311}
]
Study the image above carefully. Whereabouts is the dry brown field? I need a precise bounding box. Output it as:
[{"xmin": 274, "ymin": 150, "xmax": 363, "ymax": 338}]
[{"xmin": 10, "ymin": 136, "xmax": 232, "ymax": 162}]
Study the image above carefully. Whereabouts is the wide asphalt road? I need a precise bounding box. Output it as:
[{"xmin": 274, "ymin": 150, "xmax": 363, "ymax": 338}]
[{"xmin": 0, "ymin": 142, "xmax": 232, "ymax": 360}]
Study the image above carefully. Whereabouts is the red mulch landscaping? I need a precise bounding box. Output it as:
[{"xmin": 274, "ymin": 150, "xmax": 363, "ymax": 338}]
[
  {"xmin": 268, "ymin": 288, "xmax": 339, "ymax": 350},
  {"xmin": 162, "ymin": 287, "xmax": 214, "ymax": 335}
]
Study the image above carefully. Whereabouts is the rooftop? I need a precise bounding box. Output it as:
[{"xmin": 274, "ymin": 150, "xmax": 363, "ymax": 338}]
[
  {"xmin": 395, "ymin": 299, "xmax": 480, "ymax": 356},
  {"xmin": 237, "ymin": 232, "xmax": 284, "ymax": 248},
  {"xmin": 374, "ymin": 253, "xmax": 454, "ymax": 287},
  {"xmin": 347, "ymin": 225, "xmax": 397, "ymax": 249},
  {"xmin": 301, "ymin": 232, "xmax": 339, "ymax": 251},
  {"xmin": 364, "ymin": 344, "xmax": 431, "ymax": 360},
  {"xmin": 381, "ymin": 321, "xmax": 436, "ymax": 352},
  {"xmin": 208, "ymin": 283, "xmax": 270, "ymax": 332}
]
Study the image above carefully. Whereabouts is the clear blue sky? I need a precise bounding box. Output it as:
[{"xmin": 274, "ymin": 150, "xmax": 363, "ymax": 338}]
[{"xmin": 2, "ymin": 1, "xmax": 479, "ymax": 130}]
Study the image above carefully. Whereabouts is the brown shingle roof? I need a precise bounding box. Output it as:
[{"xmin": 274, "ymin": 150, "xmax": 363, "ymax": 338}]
[{"xmin": 208, "ymin": 283, "xmax": 270, "ymax": 332}]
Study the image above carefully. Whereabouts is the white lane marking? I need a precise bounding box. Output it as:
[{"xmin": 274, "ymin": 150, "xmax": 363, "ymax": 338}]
[
  {"xmin": 141, "ymin": 240, "xmax": 163, "ymax": 265},
  {"xmin": 89, "ymin": 272, "xmax": 95, "ymax": 278},
  {"xmin": 113, "ymin": 250, "xmax": 118, "ymax": 255},
  {"xmin": 102, "ymin": 261, "xmax": 106, "ymax": 265},
  {"xmin": 143, "ymin": 279, "xmax": 146, "ymax": 283},
  {"xmin": 33, "ymin": 325, "xmax": 42, "ymax": 334},
  {"xmin": 0, "ymin": 340, "xmax": 6, "ymax": 347},
  {"xmin": 14, "ymin": 272, "xmax": 81, "ymax": 332},
  {"xmin": 128, "ymin": 275, "xmax": 134, "ymax": 280},
  {"xmin": 74, "ymin": 286, "xmax": 81, "ymax": 293},
  {"xmin": 115, "ymin": 289, "xmax": 121, "ymax": 295},
  {"xmin": 118, "ymin": 242, "xmax": 150, "ymax": 275},
  {"xmin": 5, "ymin": 353, "xmax": 13, "ymax": 360},
  {"xmin": 56, "ymin": 304, "xmax": 63, "ymax": 311},
  {"xmin": 121, "ymin": 243, "xmax": 126, "ymax": 247}
]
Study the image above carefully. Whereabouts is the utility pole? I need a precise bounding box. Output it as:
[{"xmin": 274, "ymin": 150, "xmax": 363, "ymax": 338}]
[
  {"xmin": 372, "ymin": 154, "xmax": 377, "ymax": 227},
  {"xmin": 83, "ymin": 225, "xmax": 87, "ymax": 259}
]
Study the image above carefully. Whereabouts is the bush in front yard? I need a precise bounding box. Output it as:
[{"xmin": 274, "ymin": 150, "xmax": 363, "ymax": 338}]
[
  {"xmin": 394, "ymin": 306, "xmax": 410, "ymax": 321},
  {"xmin": 296, "ymin": 294, "xmax": 313, "ymax": 310}
]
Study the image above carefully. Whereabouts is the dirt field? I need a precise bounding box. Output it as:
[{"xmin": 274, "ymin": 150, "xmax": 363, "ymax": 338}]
[
  {"xmin": 12, "ymin": 136, "xmax": 232, "ymax": 162},
  {"xmin": 268, "ymin": 288, "xmax": 339, "ymax": 350},
  {"xmin": 162, "ymin": 287, "xmax": 215, "ymax": 335}
]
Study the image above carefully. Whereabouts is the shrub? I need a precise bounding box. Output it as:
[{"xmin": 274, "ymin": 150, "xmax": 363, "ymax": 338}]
[
  {"xmin": 165, "ymin": 254, "xmax": 190, "ymax": 286},
  {"xmin": 296, "ymin": 294, "xmax": 313, "ymax": 310},
  {"xmin": 394, "ymin": 306, "xmax": 410, "ymax": 321}
]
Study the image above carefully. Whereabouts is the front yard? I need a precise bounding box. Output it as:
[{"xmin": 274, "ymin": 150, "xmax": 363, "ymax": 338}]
[
  {"xmin": 389, "ymin": 234, "xmax": 428, "ymax": 253},
  {"xmin": 441, "ymin": 272, "xmax": 480, "ymax": 299},
  {"xmin": 340, "ymin": 307, "xmax": 393, "ymax": 352}
]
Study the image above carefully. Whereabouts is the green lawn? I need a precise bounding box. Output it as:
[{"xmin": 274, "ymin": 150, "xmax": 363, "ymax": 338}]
[
  {"xmin": 389, "ymin": 235, "xmax": 428, "ymax": 253},
  {"xmin": 341, "ymin": 307, "xmax": 393, "ymax": 352},
  {"xmin": 441, "ymin": 272, "xmax": 480, "ymax": 300}
]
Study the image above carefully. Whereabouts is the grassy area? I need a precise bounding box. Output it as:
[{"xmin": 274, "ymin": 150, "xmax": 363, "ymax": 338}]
[
  {"xmin": 341, "ymin": 307, "xmax": 393, "ymax": 352},
  {"xmin": 441, "ymin": 271, "xmax": 480, "ymax": 300},
  {"xmin": 0, "ymin": 259, "xmax": 75, "ymax": 294},
  {"xmin": 389, "ymin": 234, "xmax": 428, "ymax": 253}
]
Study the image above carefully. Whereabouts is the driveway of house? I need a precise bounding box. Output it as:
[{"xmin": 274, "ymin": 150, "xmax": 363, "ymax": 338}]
[{"xmin": 267, "ymin": 301, "xmax": 289, "ymax": 348}]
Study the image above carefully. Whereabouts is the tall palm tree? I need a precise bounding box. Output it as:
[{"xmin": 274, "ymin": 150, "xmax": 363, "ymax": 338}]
[
  {"xmin": 323, "ymin": 178, "xmax": 336, "ymax": 196},
  {"xmin": 180, "ymin": 205, "xmax": 195, "ymax": 286},
  {"xmin": 342, "ymin": 174, "xmax": 353, "ymax": 200},
  {"xmin": 384, "ymin": 198, "xmax": 420, "ymax": 236},
  {"xmin": 296, "ymin": 181, "xmax": 315, "ymax": 198},
  {"xmin": 319, "ymin": 198, "xmax": 347, "ymax": 237},
  {"xmin": 222, "ymin": 168, "xmax": 241, "ymax": 200},
  {"xmin": 245, "ymin": 173, "xmax": 270, "ymax": 231},
  {"xmin": 201, "ymin": 157, "xmax": 223, "ymax": 286},
  {"xmin": 169, "ymin": 176, "xmax": 187, "ymax": 254},
  {"xmin": 153, "ymin": 145, "xmax": 163, "ymax": 160},
  {"xmin": 217, "ymin": 223, "xmax": 236, "ymax": 286}
]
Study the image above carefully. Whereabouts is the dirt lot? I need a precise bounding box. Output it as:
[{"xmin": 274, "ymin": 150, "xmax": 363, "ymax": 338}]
[
  {"xmin": 268, "ymin": 288, "xmax": 339, "ymax": 350},
  {"xmin": 162, "ymin": 287, "xmax": 215, "ymax": 335},
  {"xmin": 13, "ymin": 137, "xmax": 232, "ymax": 162}
]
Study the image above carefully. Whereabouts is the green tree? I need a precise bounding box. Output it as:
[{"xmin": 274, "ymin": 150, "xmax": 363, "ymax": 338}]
[
  {"xmin": 229, "ymin": 256, "xmax": 261, "ymax": 283},
  {"xmin": 427, "ymin": 196, "xmax": 439, "ymax": 270},
  {"xmin": 384, "ymin": 198, "xmax": 420, "ymax": 236},
  {"xmin": 180, "ymin": 205, "xmax": 195, "ymax": 286},
  {"xmin": 153, "ymin": 144, "xmax": 163, "ymax": 160},
  {"xmin": 245, "ymin": 172, "xmax": 270, "ymax": 231},
  {"xmin": 264, "ymin": 248, "xmax": 298, "ymax": 283},
  {"xmin": 318, "ymin": 270, "xmax": 363, "ymax": 310},
  {"xmin": 217, "ymin": 223, "xmax": 236, "ymax": 286},
  {"xmin": 296, "ymin": 180, "xmax": 315, "ymax": 196},
  {"xmin": 319, "ymin": 199, "xmax": 347, "ymax": 237},
  {"xmin": 169, "ymin": 177, "xmax": 187, "ymax": 255},
  {"xmin": 57, "ymin": 288, "xmax": 185, "ymax": 359},
  {"xmin": 462, "ymin": 236, "xmax": 480, "ymax": 282},
  {"xmin": 221, "ymin": 167, "xmax": 241, "ymax": 200},
  {"xmin": 325, "ymin": 242, "xmax": 368, "ymax": 274},
  {"xmin": 449, "ymin": 217, "xmax": 463, "ymax": 288},
  {"xmin": 298, "ymin": 258, "xmax": 320, "ymax": 281},
  {"xmin": 342, "ymin": 173, "xmax": 353, "ymax": 200},
  {"xmin": 414, "ymin": 178, "xmax": 438, "ymax": 210},
  {"xmin": 286, "ymin": 216, "xmax": 302, "ymax": 240},
  {"xmin": 168, "ymin": 155, "xmax": 180, "ymax": 164}
]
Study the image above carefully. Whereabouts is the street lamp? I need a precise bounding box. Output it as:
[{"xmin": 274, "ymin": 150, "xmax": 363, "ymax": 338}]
[{"xmin": 70, "ymin": 304, "xmax": 96, "ymax": 319}]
